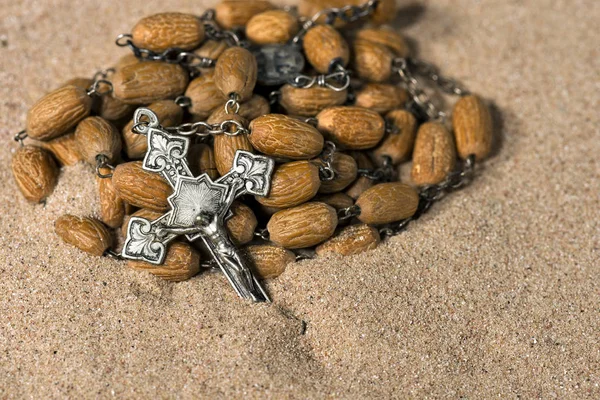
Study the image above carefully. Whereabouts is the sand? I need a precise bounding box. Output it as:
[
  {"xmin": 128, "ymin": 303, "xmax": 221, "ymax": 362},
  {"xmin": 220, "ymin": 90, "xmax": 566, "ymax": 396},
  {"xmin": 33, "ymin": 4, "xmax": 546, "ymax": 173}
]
[{"xmin": 0, "ymin": 0, "xmax": 599, "ymax": 398}]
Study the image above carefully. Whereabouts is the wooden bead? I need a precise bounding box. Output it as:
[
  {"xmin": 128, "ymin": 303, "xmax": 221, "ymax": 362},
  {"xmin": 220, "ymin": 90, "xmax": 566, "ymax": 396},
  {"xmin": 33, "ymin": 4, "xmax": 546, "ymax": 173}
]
[
  {"xmin": 26, "ymin": 85, "xmax": 93, "ymax": 141},
  {"xmin": 113, "ymin": 161, "xmax": 173, "ymax": 212},
  {"xmin": 122, "ymin": 100, "xmax": 183, "ymax": 159},
  {"xmin": 128, "ymin": 242, "xmax": 200, "ymax": 282},
  {"xmin": 226, "ymin": 201, "xmax": 258, "ymax": 246},
  {"xmin": 314, "ymin": 192, "xmax": 355, "ymax": 210},
  {"xmin": 97, "ymin": 93, "xmax": 135, "ymax": 122},
  {"xmin": 113, "ymin": 62, "xmax": 189, "ymax": 104},
  {"xmin": 207, "ymin": 94, "xmax": 271, "ymax": 124},
  {"xmin": 452, "ymin": 94, "xmax": 493, "ymax": 160},
  {"xmin": 356, "ymin": 182, "xmax": 419, "ymax": 225},
  {"xmin": 411, "ymin": 122, "xmax": 457, "ymax": 185},
  {"xmin": 97, "ymin": 172, "xmax": 126, "ymax": 229},
  {"xmin": 354, "ymin": 83, "xmax": 408, "ymax": 114},
  {"xmin": 74, "ymin": 117, "xmax": 121, "ymax": 165},
  {"xmin": 215, "ymin": 0, "xmax": 274, "ymax": 29},
  {"xmin": 372, "ymin": 109, "xmax": 418, "ymax": 165},
  {"xmin": 249, "ymin": 114, "xmax": 324, "ymax": 160},
  {"xmin": 356, "ymin": 26, "xmax": 409, "ymax": 57},
  {"xmin": 353, "ymin": 38, "xmax": 394, "ymax": 83},
  {"xmin": 345, "ymin": 152, "xmax": 375, "ymax": 199},
  {"xmin": 303, "ymin": 24, "xmax": 349, "ymax": 74},
  {"xmin": 212, "ymin": 114, "xmax": 254, "ymax": 176},
  {"xmin": 244, "ymin": 245, "xmax": 295, "ymax": 279},
  {"xmin": 279, "ymin": 84, "xmax": 347, "ymax": 117},
  {"xmin": 267, "ymin": 202, "xmax": 338, "ymax": 249},
  {"xmin": 256, "ymin": 161, "xmax": 320, "ymax": 208},
  {"xmin": 55, "ymin": 215, "xmax": 112, "ymax": 256},
  {"xmin": 187, "ymin": 143, "xmax": 219, "ymax": 180},
  {"xmin": 214, "ymin": 47, "xmax": 257, "ymax": 101},
  {"xmin": 316, "ymin": 223, "xmax": 380, "ymax": 256},
  {"xmin": 185, "ymin": 73, "xmax": 227, "ymax": 119},
  {"xmin": 315, "ymin": 152, "xmax": 358, "ymax": 194},
  {"xmin": 317, "ymin": 106, "xmax": 385, "ymax": 150},
  {"xmin": 35, "ymin": 131, "xmax": 82, "ymax": 166},
  {"xmin": 246, "ymin": 10, "xmax": 299, "ymax": 45},
  {"xmin": 11, "ymin": 145, "xmax": 59, "ymax": 203},
  {"xmin": 132, "ymin": 12, "xmax": 205, "ymax": 52}
]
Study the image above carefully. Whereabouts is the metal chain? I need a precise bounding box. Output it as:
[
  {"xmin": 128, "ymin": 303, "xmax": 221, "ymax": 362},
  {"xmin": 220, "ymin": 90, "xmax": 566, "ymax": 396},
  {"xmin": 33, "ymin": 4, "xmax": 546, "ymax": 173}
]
[
  {"xmin": 95, "ymin": 154, "xmax": 115, "ymax": 179},
  {"xmin": 337, "ymin": 204, "xmax": 361, "ymax": 221},
  {"xmin": 408, "ymin": 58, "xmax": 469, "ymax": 97},
  {"xmin": 357, "ymin": 155, "xmax": 394, "ymax": 182},
  {"xmin": 133, "ymin": 119, "xmax": 248, "ymax": 138},
  {"xmin": 289, "ymin": 62, "xmax": 350, "ymax": 91},
  {"xmin": 13, "ymin": 130, "xmax": 27, "ymax": 146},
  {"xmin": 254, "ymin": 228, "xmax": 270, "ymax": 242},
  {"xmin": 317, "ymin": 141, "xmax": 338, "ymax": 181},
  {"xmin": 200, "ymin": 9, "xmax": 245, "ymax": 47},
  {"xmin": 224, "ymin": 93, "xmax": 241, "ymax": 115},
  {"xmin": 292, "ymin": 0, "xmax": 380, "ymax": 44}
]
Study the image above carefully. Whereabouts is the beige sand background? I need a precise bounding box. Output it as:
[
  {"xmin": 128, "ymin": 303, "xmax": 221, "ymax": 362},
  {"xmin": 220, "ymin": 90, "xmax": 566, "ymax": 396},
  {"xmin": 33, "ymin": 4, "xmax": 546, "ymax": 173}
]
[{"xmin": 1, "ymin": 0, "xmax": 599, "ymax": 398}]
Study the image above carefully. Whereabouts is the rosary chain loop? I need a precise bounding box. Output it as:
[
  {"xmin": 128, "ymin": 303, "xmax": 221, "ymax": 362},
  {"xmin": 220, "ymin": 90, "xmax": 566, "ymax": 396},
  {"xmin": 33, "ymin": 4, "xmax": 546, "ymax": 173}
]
[
  {"xmin": 407, "ymin": 58, "xmax": 470, "ymax": 97},
  {"xmin": 254, "ymin": 228, "xmax": 270, "ymax": 242},
  {"xmin": 87, "ymin": 79, "xmax": 113, "ymax": 97},
  {"xmin": 95, "ymin": 154, "xmax": 115, "ymax": 179},
  {"xmin": 357, "ymin": 155, "xmax": 394, "ymax": 182},
  {"xmin": 225, "ymin": 93, "xmax": 241, "ymax": 115},
  {"xmin": 318, "ymin": 141, "xmax": 338, "ymax": 181},
  {"xmin": 289, "ymin": 63, "xmax": 350, "ymax": 91},
  {"xmin": 337, "ymin": 204, "xmax": 361, "ymax": 221},
  {"xmin": 14, "ymin": 130, "xmax": 27, "ymax": 146}
]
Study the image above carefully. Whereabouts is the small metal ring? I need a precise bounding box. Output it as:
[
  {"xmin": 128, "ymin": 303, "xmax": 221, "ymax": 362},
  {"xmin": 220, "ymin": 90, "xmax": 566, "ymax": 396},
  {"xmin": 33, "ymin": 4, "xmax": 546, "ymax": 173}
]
[
  {"xmin": 14, "ymin": 130, "xmax": 27, "ymax": 146},
  {"xmin": 87, "ymin": 79, "xmax": 113, "ymax": 97},
  {"xmin": 95, "ymin": 155, "xmax": 115, "ymax": 179},
  {"xmin": 115, "ymin": 33, "xmax": 133, "ymax": 46},
  {"xmin": 224, "ymin": 97, "xmax": 240, "ymax": 115},
  {"xmin": 175, "ymin": 95, "xmax": 192, "ymax": 108},
  {"xmin": 131, "ymin": 121, "xmax": 149, "ymax": 135}
]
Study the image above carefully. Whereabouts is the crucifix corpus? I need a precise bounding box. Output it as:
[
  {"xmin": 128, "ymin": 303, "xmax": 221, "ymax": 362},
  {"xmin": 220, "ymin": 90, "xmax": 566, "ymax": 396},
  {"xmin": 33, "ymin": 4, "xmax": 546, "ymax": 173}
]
[{"xmin": 121, "ymin": 108, "xmax": 275, "ymax": 302}]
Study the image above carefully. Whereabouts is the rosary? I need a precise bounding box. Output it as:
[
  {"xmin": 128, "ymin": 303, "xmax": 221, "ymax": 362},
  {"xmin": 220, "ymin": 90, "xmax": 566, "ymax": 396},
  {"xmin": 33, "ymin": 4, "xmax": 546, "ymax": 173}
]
[{"xmin": 11, "ymin": 0, "xmax": 493, "ymax": 302}]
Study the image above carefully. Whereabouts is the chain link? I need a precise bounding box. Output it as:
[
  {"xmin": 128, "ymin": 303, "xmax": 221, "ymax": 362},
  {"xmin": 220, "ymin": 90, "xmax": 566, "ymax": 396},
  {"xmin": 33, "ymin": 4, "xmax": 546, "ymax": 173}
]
[
  {"xmin": 318, "ymin": 141, "xmax": 338, "ymax": 181},
  {"xmin": 96, "ymin": 154, "xmax": 115, "ymax": 179},
  {"xmin": 408, "ymin": 58, "xmax": 469, "ymax": 97},
  {"xmin": 254, "ymin": 228, "xmax": 270, "ymax": 242},
  {"xmin": 337, "ymin": 204, "xmax": 361, "ymax": 221},
  {"xmin": 13, "ymin": 130, "xmax": 27, "ymax": 146},
  {"xmin": 137, "ymin": 119, "xmax": 249, "ymax": 137},
  {"xmin": 87, "ymin": 78, "xmax": 113, "ymax": 97},
  {"xmin": 357, "ymin": 155, "xmax": 394, "ymax": 182},
  {"xmin": 289, "ymin": 62, "xmax": 350, "ymax": 91}
]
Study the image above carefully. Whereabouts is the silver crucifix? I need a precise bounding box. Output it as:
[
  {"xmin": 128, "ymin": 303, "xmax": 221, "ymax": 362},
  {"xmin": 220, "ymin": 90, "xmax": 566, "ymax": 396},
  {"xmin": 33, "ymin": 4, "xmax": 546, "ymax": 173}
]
[{"xmin": 121, "ymin": 108, "xmax": 275, "ymax": 302}]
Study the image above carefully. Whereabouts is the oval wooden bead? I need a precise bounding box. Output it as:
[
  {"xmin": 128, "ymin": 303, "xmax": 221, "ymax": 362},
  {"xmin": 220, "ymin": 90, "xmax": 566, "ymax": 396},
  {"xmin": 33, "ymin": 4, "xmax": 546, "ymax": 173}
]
[
  {"xmin": 97, "ymin": 173, "xmax": 126, "ymax": 229},
  {"xmin": 244, "ymin": 244, "xmax": 294, "ymax": 279},
  {"xmin": 185, "ymin": 73, "xmax": 227, "ymax": 119},
  {"xmin": 113, "ymin": 62, "xmax": 189, "ymax": 104},
  {"xmin": 115, "ymin": 54, "xmax": 140, "ymax": 71},
  {"xmin": 122, "ymin": 209, "xmax": 164, "ymax": 237},
  {"xmin": 452, "ymin": 94, "xmax": 493, "ymax": 160},
  {"xmin": 122, "ymin": 100, "xmax": 183, "ymax": 159},
  {"xmin": 132, "ymin": 12, "xmax": 205, "ymax": 52},
  {"xmin": 356, "ymin": 26, "xmax": 409, "ymax": 57},
  {"xmin": 267, "ymin": 202, "xmax": 338, "ymax": 249},
  {"xmin": 36, "ymin": 131, "xmax": 82, "ymax": 166},
  {"xmin": 206, "ymin": 94, "xmax": 271, "ymax": 124},
  {"xmin": 55, "ymin": 215, "xmax": 113, "ymax": 256},
  {"xmin": 113, "ymin": 161, "xmax": 173, "ymax": 212},
  {"xmin": 279, "ymin": 84, "xmax": 347, "ymax": 117},
  {"xmin": 188, "ymin": 143, "xmax": 219, "ymax": 180},
  {"xmin": 26, "ymin": 85, "xmax": 93, "ymax": 141},
  {"xmin": 372, "ymin": 109, "xmax": 417, "ymax": 165},
  {"xmin": 314, "ymin": 192, "xmax": 354, "ymax": 210},
  {"xmin": 214, "ymin": 47, "xmax": 257, "ymax": 101},
  {"xmin": 298, "ymin": 0, "xmax": 353, "ymax": 26},
  {"xmin": 62, "ymin": 77, "xmax": 94, "ymax": 90},
  {"xmin": 356, "ymin": 182, "xmax": 419, "ymax": 225},
  {"xmin": 74, "ymin": 117, "xmax": 122, "ymax": 165},
  {"xmin": 212, "ymin": 114, "xmax": 254, "ymax": 176},
  {"xmin": 317, "ymin": 106, "xmax": 385, "ymax": 150},
  {"xmin": 195, "ymin": 39, "xmax": 229, "ymax": 60},
  {"xmin": 11, "ymin": 145, "xmax": 59, "ymax": 203},
  {"xmin": 354, "ymin": 83, "xmax": 408, "ymax": 114},
  {"xmin": 353, "ymin": 38, "xmax": 394, "ymax": 83},
  {"xmin": 256, "ymin": 160, "xmax": 320, "ymax": 208},
  {"xmin": 215, "ymin": 0, "xmax": 274, "ymax": 29},
  {"xmin": 128, "ymin": 242, "xmax": 200, "ymax": 282},
  {"xmin": 369, "ymin": 0, "xmax": 397, "ymax": 24},
  {"xmin": 303, "ymin": 24, "xmax": 349, "ymax": 74},
  {"xmin": 345, "ymin": 152, "xmax": 374, "ymax": 199},
  {"xmin": 315, "ymin": 223, "xmax": 380, "ymax": 256},
  {"xmin": 411, "ymin": 122, "xmax": 457, "ymax": 185},
  {"xmin": 97, "ymin": 93, "xmax": 135, "ymax": 122},
  {"xmin": 249, "ymin": 114, "xmax": 324, "ymax": 160},
  {"xmin": 315, "ymin": 152, "xmax": 358, "ymax": 194},
  {"xmin": 226, "ymin": 201, "xmax": 258, "ymax": 246},
  {"xmin": 246, "ymin": 10, "xmax": 299, "ymax": 45}
]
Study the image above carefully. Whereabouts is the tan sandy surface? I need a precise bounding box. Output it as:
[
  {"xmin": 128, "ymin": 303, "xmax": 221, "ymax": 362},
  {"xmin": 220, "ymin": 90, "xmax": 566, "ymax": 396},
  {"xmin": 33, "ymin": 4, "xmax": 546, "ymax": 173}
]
[{"xmin": 1, "ymin": 0, "xmax": 599, "ymax": 398}]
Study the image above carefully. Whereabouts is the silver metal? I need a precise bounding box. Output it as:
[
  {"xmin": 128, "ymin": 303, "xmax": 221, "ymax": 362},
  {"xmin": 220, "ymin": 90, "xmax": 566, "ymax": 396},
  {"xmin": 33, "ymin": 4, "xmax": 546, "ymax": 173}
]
[
  {"xmin": 318, "ymin": 141, "xmax": 337, "ymax": 181},
  {"xmin": 121, "ymin": 108, "xmax": 275, "ymax": 302},
  {"xmin": 337, "ymin": 204, "xmax": 361, "ymax": 221},
  {"xmin": 224, "ymin": 95, "xmax": 241, "ymax": 115},
  {"xmin": 253, "ymin": 44, "xmax": 306, "ymax": 86},
  {"xmin": 95, "ymin": 154, "xmax": 115, "ymax": 178},
  {"xmin": 14, "ymin": 130, "xmax": 27, "ymax": 146},
  {"xmin": 357, "ymin": 155, "xmax": 394, "ymax": 182},
  {"xmin": 87, "ymin": 79, "xmax": 113, "ymax": 97},
  {"xmin": 289, "ymin": 63, "xmax": 350, "ymax": 92}
]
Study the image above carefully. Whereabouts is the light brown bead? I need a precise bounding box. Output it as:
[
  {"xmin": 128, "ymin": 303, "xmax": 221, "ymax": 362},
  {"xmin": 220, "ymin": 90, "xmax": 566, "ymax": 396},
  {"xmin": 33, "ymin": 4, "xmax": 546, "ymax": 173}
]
[
  {"xmin": 279, "ymin": 84, "xmax": 347, "ymax": 117},
  {"xmin": 206, "ymin": 94, "xmax": 271, "ymax": 124},
  {"xmin": 122, "ymin": 209, "xmax": 164, "ymax": 237},
  {"xmin": 315, "ymin": 223, "xmax": 380, "ymax": 256},
  {"xmin": 317, "ymin": 106, "xmax": 385, "ymax": 149},
  {"xmin": 314, "ymin": 152, "xmax": 358, "ymax": 194},
  {"xmin": 411, "ymin": 122, "xmax": 457, "ymax": 185},
  {"xmin": 74, "ymin": 117, "xmax": 122, "ymax": 165},
  {"xmin": 113, "ymin": 161, "xmax": 173, "ymax": 212},
  {"xmin": 244, "ymin": 244, "xmax": 294, "ymax": 279},
  {"xmin": 268, "ymin": 202, "xmax": 338, "ymax": 249},
  {"xmin": 345, "ymin": 152, "xmax": 375, "ymax": 199},
  {"xmin": 194, "ymin": 39, "xmax": 229, "ymax": 60},
  {"xmin": 369, "ymin": 0, "xmax": 397, "ymax": 24},
  {"xmin": 115, "ymin": 54, "xmax": 140, "ymax": 71},
  {"xmin": 97, "ymin": 93, "xmax": 135, "ymax": 122},
  {"xmin": 212, "ymin": 116, "xmax": 254, "ymax": 176},
  {"xmin": 356, "ymin": 26, "xmax": 409, "ymax": 57},
  {"xmin": 356, "ymin": 182, "xmax": 419, "ymax": 225},
  {"xmin": 35, "ymin": 131, "xmax": 82, "ymax": 166},
  {"xmin": 132, "ymin": 12, "xmax": 205, "ymax": 52},
  {"xmin": 452, "ymin": 94, "xmax": 493, "ymax": 160},
  {"xmin": 256, "ymin": 160, "xmax": 320, "ymax": 208},
  {"xmin": 62, "ymin": 77, "xmax": 94, "ymax": 91},
  {"xmin": 185, "ymin": 73, "xmax": 227, "ymax": 120},
  {"xmin": 354, "ymin": 83, "xmax": 408, "ymax": 114},
  {"xmin": 353, "ymin": 38, "xmax": 394, "ymax": 83},
  {"xmin": 303, "ymin": 24, "xmax": 349, "ymax": 73},
  {"xmin": 215, "ymin": 0, "xmax": 274, "ymax": 29},
  {"xmin": 26, "ymin": 85, "xmax": 93, "ymax": 141},
  {"xmin": 372, "ymin": 109, "xmax": 417, "ymax": 165},
  {"xmin": 128, "ymin": 242, "xmax": 200, "ymax": 282},
  {"xmin": 249, "ymin": 114, "xmax": 324, "ymax": 160},
  {"xmin": 300, "ymin": 0, "xmax": 396, "ymax": 25},
  {"xmin": 55, "ymin": 215, "xmax": 112, "ymax": 256},
  {"xmin": 97, "ymin": 172, "xmax": 126, "ymax": 229},
  {"xmin": 188, "ymin": 143, "xmax": 219, "ymax": 180},
  {"xmin": 314, "ymin": 192, "xmax": 354, "ymax": 210},
  {"xmin": 246, "ymin": 10, "xmax": 299, "ymax": 45},
  {"xmin": 225, "ymin": 201, "xmax": 258, "ymax": 246},
  {"xmin": 112, "ymin": 62, "xmax": 189, "ymax": 104},
  {"xmin": 122, "ymin": 100, "xmax": 184, "ymax": 159},
  {"xmin": 214, "ymin": 47, "xmax": 257, "ymax": 101},
  {"xmin": 11, "ymin": 146, "xmax": 59, "ymax": 203}
]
